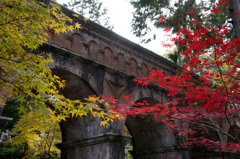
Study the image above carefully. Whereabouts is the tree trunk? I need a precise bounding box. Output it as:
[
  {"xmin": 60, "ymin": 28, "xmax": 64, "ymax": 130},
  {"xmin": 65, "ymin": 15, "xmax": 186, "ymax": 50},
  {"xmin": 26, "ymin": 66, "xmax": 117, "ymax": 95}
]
[{"xmin": 229, "ymin": 0, "xmax": 240, "ymax": 39}]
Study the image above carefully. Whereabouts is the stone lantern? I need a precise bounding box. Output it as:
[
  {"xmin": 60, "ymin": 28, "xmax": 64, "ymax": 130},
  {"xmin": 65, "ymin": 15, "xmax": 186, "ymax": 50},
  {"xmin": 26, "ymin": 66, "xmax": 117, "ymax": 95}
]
[{"xmin": 0, "ymin": 116, "xmax": 12, "ymax": 142}]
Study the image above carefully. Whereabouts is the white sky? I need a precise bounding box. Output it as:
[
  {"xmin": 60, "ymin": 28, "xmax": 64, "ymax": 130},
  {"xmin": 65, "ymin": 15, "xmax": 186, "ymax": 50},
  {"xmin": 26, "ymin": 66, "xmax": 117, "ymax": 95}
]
[{"xmin": 57, "ymin": 0, "xmax": 171, "ymax": 55}]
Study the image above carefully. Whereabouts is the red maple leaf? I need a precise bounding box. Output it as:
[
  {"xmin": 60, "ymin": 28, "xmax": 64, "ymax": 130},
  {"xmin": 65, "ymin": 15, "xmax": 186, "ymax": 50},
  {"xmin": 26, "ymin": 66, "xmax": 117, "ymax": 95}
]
[
  {"xmin": 158, "ymin": 15, "xmax": 165, "ymax": 23},
  {"xmin": 191, "ymin": 19, "xmax": 197, "ymax": 25},
  {"xmin": 211, "ymin": 6, "xmax": 221, "ymax": 13},
  {"xmin": 158, "ymin": 19, "xmax": 164, "ymax": 23},
  {"xmin": 164, "ymin": 26, "xmax": 171, "ymax": 32},
  {"xmin": 161, "ymin": 42, "xmax": 172, "ymax": 48},
  {"xmin": 158, "ymin": 15, "xmax": 164, "ymax": 19},
  {"xmin": 124, "ymin": 95, "xmax": 129, "ymax": 100},
  {"xmin": 237, "ymin": 11, "xmax": 240, "ymax": 16},
  {"xmin": 188, "ymin": 10, "xmax": 193, "ymax": 14},
  {"xmin": 216, "ymin": 0, "xmax": 227, "ymax": 7},
  {"xmin": 98, "ymin": 6, "xmax": 240, "ymax": 153},
  {"xmin": 142, "ymin": 80, "xmax": 148, "ymax": 86}
]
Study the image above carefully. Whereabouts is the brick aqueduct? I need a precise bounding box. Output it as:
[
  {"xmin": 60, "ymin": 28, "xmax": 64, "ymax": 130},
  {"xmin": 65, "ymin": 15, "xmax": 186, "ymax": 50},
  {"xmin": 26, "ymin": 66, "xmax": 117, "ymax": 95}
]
[{"xmin": 41, "ymin": 5, "xmax": 188, "ymax": 159}]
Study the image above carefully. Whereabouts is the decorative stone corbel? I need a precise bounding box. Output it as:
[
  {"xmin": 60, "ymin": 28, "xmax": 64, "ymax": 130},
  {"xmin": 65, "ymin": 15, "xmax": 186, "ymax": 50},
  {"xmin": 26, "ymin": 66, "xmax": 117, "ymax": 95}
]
[
  {"xmin": 64, "ymin": 35, "xmax": 72, "ymax": 41},
  {"xmin": 112, "ymin": 56, "xmax": 118, "ymax": 60},
  {"xmin": 98, "ymin": 49, "xmax": 105, "ymax": 54},
  {"xmin": 83, "ymin": 41, "xmax": 90, "ymax": 48}
]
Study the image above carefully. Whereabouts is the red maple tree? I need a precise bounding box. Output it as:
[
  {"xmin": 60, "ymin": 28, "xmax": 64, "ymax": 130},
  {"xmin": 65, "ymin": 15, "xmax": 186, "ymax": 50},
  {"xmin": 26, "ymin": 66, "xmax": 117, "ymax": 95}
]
[{"xmin": 101, "ymin": 0, "xmax": 240, "ymax": 153}]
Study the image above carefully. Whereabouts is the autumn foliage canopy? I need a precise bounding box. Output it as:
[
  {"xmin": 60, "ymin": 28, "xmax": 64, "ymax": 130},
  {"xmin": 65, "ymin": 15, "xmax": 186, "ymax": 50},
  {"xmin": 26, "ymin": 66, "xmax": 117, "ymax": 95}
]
[
  {"xmin": 102, "ymin": 0, "xmax": 240, "ymax": 152},
  {"xmin": 1, "ymin": 0, "xmax": 240, "ymax": 156}
]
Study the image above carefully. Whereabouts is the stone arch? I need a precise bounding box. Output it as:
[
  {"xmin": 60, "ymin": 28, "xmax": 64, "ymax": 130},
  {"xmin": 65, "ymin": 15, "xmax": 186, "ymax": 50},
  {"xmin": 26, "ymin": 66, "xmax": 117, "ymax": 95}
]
[
  {"xmin": 205, "ymin": 129, "xmax": 221, "ymax": 142},
  {"xmin": 125, "ymin": 97, "xmax": 180, "ymax": 159},
  {"xmin": 117, "ymin": 53, "xmax": 126, "ymax": 71},
  {"xmin": 71, "ymin": 33, "xmax": 84, "ymax": 55},
  {"xmin": 51, "ymin": 68, "xmax": 97, "ymax": 101},
  {"xmin": 88, "ymin": 40, "xmax": 99, "ymax": 60},
  {"xmin": 103, "ymin": 47, "xmax": 113, "ymax": 66},
  {"xmin": 51, "ymin": 69, "xmax": 110, "ymax": 158},
  {"xmin": 129, "ymin": 58, "xmax": 138, "ymax": 75},
  {"xmin": 141, "ymin": 63, "xmax": 148, "ymax": 77}
]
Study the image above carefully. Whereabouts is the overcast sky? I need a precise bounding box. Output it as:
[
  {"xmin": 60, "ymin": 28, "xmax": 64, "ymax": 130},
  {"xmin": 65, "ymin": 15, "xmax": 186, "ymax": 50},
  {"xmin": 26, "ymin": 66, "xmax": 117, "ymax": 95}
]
[{"xmin": 57, "ymin": 0, "xmax": 171, "ymax": 55}]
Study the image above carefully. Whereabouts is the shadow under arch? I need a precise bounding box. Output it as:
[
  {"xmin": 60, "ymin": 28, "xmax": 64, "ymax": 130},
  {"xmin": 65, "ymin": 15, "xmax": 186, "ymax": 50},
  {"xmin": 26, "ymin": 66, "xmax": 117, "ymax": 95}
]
[
  {"xmin": 52, "ymin": 69, "xmax": 126, "ymax": 159},
  {"xmin": 125, "ymin": 97, "xmax": 182, "ymax": 159},
  {"xmin": 51, "ymin": 69, "xmax": 110, "ymax": 158},
  {"xmin": 228, "ymin": 124, "xmax": 240, "ymax": 143},
  {"xmin": 51, "ymin": 69, "xmax": 97, "ymax": 101}
]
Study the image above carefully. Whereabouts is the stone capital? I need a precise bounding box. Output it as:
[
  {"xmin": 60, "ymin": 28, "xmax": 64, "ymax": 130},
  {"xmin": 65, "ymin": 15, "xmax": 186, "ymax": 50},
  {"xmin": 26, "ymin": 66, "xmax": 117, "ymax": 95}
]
[{"xmin": 56, "ymin": 133, "xmax": 131, "ymax": 150}]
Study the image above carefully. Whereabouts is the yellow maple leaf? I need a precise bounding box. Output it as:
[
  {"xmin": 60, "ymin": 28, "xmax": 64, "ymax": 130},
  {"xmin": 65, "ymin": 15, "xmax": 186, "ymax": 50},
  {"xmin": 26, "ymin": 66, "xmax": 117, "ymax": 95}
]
[
  {"xmin": 68, "ymin": 25, "xmax": 74, "ymax": 32},
  {"xmin": 84, "ymin": 17, "xmax": 89, "ymax": 23},
  {"xmin": 100, "ymin": 120, "xmax": 109, "ymax": 127},
  {"xmin": 75, "ymin": 22, "xmax": 81, "ymax": 29},
  {"xmin": 72, "ymin": 14, "xmax": 79, "ymax": 18}
]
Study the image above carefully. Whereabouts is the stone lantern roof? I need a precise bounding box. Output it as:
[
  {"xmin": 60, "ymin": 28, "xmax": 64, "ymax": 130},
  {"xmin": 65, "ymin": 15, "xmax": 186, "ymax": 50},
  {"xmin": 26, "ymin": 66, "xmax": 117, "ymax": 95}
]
[{"xmin": 0, "ymin": 116, "xmax": 12, "ymax": 129}]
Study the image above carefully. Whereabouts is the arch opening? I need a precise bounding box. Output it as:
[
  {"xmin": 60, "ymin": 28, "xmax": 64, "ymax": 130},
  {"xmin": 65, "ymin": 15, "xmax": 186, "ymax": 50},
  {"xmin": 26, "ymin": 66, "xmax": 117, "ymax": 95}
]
[
  {"xmin": 125, "ymin": 98, "xmax": 177, "ymax": 159},
  {"xmin": 51, "ymin": 69, "xmax": 97, "ymax": 101},
  {"xmin": 51, "ymin": 69, "xmax": 105, "ymax": 143}
]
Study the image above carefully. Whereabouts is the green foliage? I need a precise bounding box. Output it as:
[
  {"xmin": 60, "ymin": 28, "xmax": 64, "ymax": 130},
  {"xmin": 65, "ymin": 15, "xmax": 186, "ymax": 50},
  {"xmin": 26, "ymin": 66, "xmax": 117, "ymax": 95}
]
[
  {"xmin": 0, "ymin": 142, "xmax": 60, "ymax": 159},
  {"xmin": 131, "ymin": 0, "xmax": 170, "ymax": 43},
  {"xmin": 63, "ymin": 0, "xmax": 113, "ymax": 30},
  {"xmin": 0, "ymin": 142, "xmax": 25, "ymax": 159},
  {"xmin": 130, "ymin": 0, "xmax": 235, "ymax": 65},
  {"xmin": 125, "ymin": 146, "xmax": 133, "ymax": 159},
  {"xmin": 34, "ymin": 151, "xmax": 60, "ymax": 159}
]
